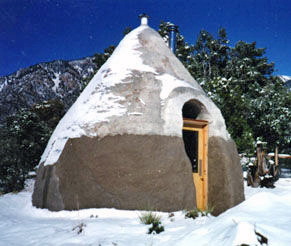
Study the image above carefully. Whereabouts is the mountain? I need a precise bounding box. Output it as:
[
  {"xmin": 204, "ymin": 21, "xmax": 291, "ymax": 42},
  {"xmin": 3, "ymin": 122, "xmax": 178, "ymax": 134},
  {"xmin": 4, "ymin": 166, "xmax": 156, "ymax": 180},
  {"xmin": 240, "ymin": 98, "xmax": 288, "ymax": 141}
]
[
  {"xmin": 0, "ymin": 57, "xmax": 98, "ymax": 123},
  {"xmin": 278, "ymin": 75, "xmax": 291, "ymax": 89}
]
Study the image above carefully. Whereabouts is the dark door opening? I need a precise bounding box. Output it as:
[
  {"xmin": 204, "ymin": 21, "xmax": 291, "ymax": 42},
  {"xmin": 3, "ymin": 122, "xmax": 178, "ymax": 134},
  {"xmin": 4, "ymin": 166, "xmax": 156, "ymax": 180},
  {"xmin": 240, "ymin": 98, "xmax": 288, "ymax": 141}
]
[{"xmin": 183, "ymin": 130, "xmax": 199, "ymax": 173}]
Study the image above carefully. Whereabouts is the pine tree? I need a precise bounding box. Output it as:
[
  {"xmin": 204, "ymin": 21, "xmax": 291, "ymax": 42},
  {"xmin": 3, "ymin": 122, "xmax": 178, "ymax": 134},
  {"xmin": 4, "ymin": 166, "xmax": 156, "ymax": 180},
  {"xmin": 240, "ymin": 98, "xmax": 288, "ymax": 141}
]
[
  {"xmin": 93, "ymin": 45, "xmax": 115, "ymax": 68},
  {"xmin": 0, "ymin": 100, "xmax": 65, "ymax": 193},
  {"xmin": 168, "ymin": 24, "xmax": 290, "ymax": 153},
  {"xmin": 158, "ymin": 21, "xmax": 194, "ymax": 70},
  {"xmin": 190, "ymin": 28, "xmax": 230, "ymax": 83},
  {"xmin": 249, "ymin": 77, "xmax": 291, "ymax": 151}
]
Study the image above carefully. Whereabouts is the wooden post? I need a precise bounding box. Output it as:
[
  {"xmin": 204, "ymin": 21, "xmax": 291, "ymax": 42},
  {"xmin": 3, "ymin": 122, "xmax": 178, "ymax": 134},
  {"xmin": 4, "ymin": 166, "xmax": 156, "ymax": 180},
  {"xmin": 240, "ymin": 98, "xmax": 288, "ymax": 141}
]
[
  {"xmin": 254, "ymin": 143, "xmax": 264, "ymax": 186},
  {"xmin": 275, "ymin": 147, "xmax": 279, "ymax": 167},
  {"xmin": 257, "ymin": 145, "xmax": 262, "ymax": 171}
]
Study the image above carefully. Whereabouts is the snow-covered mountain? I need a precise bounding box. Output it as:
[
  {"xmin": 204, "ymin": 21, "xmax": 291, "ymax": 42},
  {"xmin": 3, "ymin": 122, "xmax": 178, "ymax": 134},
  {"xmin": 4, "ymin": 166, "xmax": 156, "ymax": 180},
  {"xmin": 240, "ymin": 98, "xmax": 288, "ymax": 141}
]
[
  {"xmin": 0, "ymin": 57, "xmax": 98, "ymax": 123},
  {"xmin": 278, "ymin": 75, "xmax": 291, "ymax": 89}
]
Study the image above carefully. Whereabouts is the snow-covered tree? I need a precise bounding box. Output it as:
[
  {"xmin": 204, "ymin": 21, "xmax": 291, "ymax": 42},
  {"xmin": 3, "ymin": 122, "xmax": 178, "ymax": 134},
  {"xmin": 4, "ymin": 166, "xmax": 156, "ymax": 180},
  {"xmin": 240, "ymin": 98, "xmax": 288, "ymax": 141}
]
[
  {"xmin": 249, "ymin": 77, "xmax": 291, "ymax": 151},
  {"xmin": 190, "ymin": 28, "xmax": 230, "ymax": 82},
  {"xmin": 0, "ymin": 100, "xmax": 65, "ymax": 193},
  {"xmin": 158, "ymin": 22, "xmax": 290, "ymax": 153}
]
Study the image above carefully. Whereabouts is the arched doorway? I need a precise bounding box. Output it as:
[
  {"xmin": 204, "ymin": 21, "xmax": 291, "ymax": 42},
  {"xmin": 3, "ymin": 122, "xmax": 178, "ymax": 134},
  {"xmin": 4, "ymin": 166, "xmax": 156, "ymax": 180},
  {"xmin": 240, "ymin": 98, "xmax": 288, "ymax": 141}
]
[{"xmin": 182, "ymin": 100, "xmax": 208, "ymax": 210}]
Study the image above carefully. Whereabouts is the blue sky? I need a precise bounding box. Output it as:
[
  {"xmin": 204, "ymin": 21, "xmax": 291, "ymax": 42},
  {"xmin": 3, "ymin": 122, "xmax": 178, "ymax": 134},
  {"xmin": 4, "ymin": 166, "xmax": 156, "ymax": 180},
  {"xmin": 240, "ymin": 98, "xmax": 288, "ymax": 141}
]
[{"xmin": 0, "ymin": 0, "xmax": 290, "ymax": 76}]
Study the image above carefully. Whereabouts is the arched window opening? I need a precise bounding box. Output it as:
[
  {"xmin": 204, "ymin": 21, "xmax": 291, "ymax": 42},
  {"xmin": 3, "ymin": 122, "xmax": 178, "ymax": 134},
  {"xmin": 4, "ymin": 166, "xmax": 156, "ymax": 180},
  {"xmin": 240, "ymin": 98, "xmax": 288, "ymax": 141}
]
[{"xmin": 182, "ymin": 100, "xmax": 201, "ymax": 119}]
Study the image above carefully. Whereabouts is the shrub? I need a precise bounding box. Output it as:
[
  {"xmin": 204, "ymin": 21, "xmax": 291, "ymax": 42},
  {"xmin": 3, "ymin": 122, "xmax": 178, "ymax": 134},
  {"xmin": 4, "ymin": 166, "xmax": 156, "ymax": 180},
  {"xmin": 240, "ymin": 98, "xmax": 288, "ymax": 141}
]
[
  {"xmin": 139, "ymin": 211, "xmax": 162, "ymax": 225},
  {"xmin": 185, "ymin": 207, "xmax": 213, "ymax": 219},
  {"xmin": 200, "ymin": 207, "xmax": 214, "ymax": 216},
  {"xmin": 148, "ymin": 221, "xmax": 164, "ymax": 234},
  {"xmin": 139, "ymin": 211, "xmax": 165, "ymax": 234},
  {"xmin": 185, "ymin": 209, "xmax": 199, "ymax": 219}
]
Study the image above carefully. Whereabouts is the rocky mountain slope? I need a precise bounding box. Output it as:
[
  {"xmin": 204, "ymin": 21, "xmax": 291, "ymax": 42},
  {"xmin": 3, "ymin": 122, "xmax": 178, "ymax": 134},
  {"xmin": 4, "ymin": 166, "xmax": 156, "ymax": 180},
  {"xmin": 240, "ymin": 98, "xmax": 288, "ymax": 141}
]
[{"xmin": 0, "ymin": 57, "xmax": 98, "ymax": 123}]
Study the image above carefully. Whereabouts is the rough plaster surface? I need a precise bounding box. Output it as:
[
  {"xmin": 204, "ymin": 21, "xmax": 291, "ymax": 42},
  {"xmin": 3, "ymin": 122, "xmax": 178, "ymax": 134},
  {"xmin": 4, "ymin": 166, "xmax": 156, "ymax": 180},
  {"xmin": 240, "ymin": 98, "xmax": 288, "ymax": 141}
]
[
  {"xmin": 33, "ymin": 23, "xmax": 244, "ymax": 213},
  {"xmin": 33, "ymin": 135, "xmax": 196, "ymax": 212},
  {"xmin": 208, "ymin": 137, "xmax": 245, "ymax": 215}
]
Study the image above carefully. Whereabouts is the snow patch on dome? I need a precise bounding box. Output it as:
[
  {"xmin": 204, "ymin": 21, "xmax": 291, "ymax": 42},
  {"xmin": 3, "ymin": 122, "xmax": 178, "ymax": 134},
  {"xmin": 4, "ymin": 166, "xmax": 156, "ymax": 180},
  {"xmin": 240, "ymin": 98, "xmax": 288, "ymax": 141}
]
[
  {"xmin": 158, "ymin": 73, "xmax": 194, "ymax": 101},
  {"xmin": 41, "ymin": 25, "xmax": 156, "ymax": 166}
]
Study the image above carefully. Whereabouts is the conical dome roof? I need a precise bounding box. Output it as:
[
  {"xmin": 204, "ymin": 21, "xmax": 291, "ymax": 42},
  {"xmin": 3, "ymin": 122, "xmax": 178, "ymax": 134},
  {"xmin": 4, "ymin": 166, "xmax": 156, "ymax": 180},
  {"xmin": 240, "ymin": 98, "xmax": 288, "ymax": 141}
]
[{"xmin": 41, "ymin": 23, "xmax": 228, "ymax": 166}]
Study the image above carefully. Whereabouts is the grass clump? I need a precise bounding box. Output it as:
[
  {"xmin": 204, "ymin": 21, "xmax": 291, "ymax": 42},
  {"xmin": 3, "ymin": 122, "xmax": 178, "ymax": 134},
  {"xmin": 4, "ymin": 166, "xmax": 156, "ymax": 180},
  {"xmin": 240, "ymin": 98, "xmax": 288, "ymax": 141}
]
[
  {"xmin": 185, "ymin": 207, "xmax": 214, "ymax": 219},
  {"xmin": 185, "ymin": 209, "xmax": 199, "ymax": 219},
  {"xmin": 139, "ymin": 211, "xmax": 162, "ymax": 225},
  {"xmin": 139, "ymin": 211, "xmax": 164, "ymax": 234}
]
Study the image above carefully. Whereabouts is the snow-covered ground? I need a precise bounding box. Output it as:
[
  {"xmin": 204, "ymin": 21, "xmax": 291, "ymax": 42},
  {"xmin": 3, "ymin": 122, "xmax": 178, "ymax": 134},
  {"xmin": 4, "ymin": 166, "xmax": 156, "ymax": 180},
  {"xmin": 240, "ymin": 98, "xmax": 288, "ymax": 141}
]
[{"xmin": 1, "ymin": 179, "xmax": 291, "ymax": 246}]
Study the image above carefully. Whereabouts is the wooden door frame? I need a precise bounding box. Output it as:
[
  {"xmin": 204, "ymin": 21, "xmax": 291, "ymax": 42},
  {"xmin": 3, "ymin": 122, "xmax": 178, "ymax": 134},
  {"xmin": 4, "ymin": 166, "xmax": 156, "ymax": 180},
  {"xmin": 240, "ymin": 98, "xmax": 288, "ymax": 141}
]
[{"xmin": 183, "ymin": 118, "xmax": 208, "ymax": 210}]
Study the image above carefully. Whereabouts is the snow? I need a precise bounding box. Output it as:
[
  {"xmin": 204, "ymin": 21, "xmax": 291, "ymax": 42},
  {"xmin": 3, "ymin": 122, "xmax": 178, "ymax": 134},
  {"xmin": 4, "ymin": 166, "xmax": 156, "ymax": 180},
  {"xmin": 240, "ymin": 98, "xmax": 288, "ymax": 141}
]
[
  {"xmin": 52, "ymin": 72, "xmax": 61, "ymax": 92},
  {"xmin": 41, "ymin": 25, "xmax": 155, "ymax": 166},
  {"xmin": 138, "ymin": 97, "xmax": 146, "ymax": 105},
  {"xmin": 158, "ymin": 73, "xmax": 194, "ymax": 101},
  {"xmin": 268, "ymin": 153, "xmax": 291, "ymax": 158},
  {"xmin": 1, "ymin": 179, "xmax": 291, "ymax": 245},
  {"xmin": 278, "ymin": 75, "xmax": 291, "ymax": 83},
  {"xmin": 0, "ymin": 78, "xmax": 7, "ymax": 92}
]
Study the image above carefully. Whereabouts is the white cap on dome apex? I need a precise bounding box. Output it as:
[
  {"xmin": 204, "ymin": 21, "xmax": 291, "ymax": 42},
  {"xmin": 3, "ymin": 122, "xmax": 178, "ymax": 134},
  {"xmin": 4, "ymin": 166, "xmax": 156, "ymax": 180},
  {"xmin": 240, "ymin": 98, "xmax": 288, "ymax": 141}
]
[{"xmin": 139, "ymin": 13, "xmax": 149, "ymax": 26}]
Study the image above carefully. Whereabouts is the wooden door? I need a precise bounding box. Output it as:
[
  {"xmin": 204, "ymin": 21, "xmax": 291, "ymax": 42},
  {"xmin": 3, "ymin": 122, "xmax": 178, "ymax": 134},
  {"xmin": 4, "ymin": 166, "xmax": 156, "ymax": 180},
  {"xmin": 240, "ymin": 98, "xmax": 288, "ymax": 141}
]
[{"xmin": 183, "ymin": 119, "xmax": 208, "ymax": 210}]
